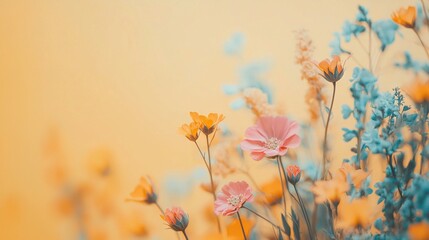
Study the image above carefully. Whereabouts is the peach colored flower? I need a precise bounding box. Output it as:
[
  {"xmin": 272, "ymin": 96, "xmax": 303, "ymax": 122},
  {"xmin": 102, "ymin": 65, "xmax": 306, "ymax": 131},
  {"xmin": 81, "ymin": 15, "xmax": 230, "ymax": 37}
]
[
  {"xmin": 190, "ymin": 112, "xmax": 225, "ymax": 135},
  {"xmin": 179, "ymin": 121, "xmax": 201, "ymax": 141},
  {"xmin": 337, "ymin": 197, "xmax": 375, "ymax": 231},
  {"xmin": 161, "ymin": 207, "xmax": 189, "ymax": 232},
  {"xmin": 392, "ymin": 6, "xmax": 416, "ymax": 28},
  {"xmin": 286, "ymin": 165, "xmax": 302, "ymax": 185},
  {"xmin": 243, "ymin": 88, "xmax": 278, "ymax": 118},
  {"xmin": 317, "ymin": 55, "xmax": 345, "ymax": 83},
  {"xmin": 128, "ymin": 176, "xmax": 157, "ymax": 204},
  {"xmin": 335, "ymin": 163, "xmax": 370, "ymax": 189},
  {"xmin": 240, "ymin": 116, "xmax": 301, "ymax": 160},
  {"xmin": 311, "ymin": 178, "xmax": 349, "ymax": 206},
  {"xmin": 214, "ymin": 181, "xmax": 254, "ymax": 216},
  {"xmin": 409, "ymin": 221, "xmax": 429, "ymax": 240},
  {"xmin": 257, "ymin": 178, "xmax": 283, "ymax": 206}
]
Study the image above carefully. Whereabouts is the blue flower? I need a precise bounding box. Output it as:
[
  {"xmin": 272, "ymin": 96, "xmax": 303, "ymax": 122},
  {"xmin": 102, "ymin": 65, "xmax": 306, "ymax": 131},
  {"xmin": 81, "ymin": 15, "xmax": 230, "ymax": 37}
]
[
  {"xmin": 224, "ymin": 32, "xmax": 245, "ymax": 56},
  {"xmin": 342, "ymin": 104, "xmax": 353, "ymax": 119},
  {"xmin": 373, "ymin": 19, "xmax": 399, "ymax": 51},
  {"xmin": 356, "ymin": 5, "xmax": 370, "ymax": 24},
  {"xmin": 329, "ymin": 32, "xmax": 350, "ymax": 56},
  {"xmin": 342, "ymin": 20, "xmax": 366, "ymax": 42}
]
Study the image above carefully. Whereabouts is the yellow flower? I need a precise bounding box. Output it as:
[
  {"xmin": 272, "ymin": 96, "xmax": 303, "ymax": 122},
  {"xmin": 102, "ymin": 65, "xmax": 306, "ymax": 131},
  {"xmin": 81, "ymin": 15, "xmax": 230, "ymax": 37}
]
[
  {"xmin": 128, "ymin": 176, "xmax": 157, "ymax": 204},
  {"xmin": 190, "ymin": 112, "xmax": 225, "ymax": 135},
  {"xmin": 409, "ymin": 222, "xmax": 429, "ymax": 240},
  {"xmin": 337, "ymin": 197, "xmax": 375, "ymax": 231},
  {"xmin": 179, "ymin": 122, "xmax": 201, "ymax": 141},
  {"xmin": 403, "ymin": 78, "xmax": 429, "ymax": 104},
  {"xmin": 392, "ymin": 6, "xmax": 416, "ymax": 29},
  {"xmin": 311, "ymin": 178, "xmax": 349, "ymax": 206},
  {"xmin": 317, "ymin": 55, "xmax": 345, "ymax": 83}
]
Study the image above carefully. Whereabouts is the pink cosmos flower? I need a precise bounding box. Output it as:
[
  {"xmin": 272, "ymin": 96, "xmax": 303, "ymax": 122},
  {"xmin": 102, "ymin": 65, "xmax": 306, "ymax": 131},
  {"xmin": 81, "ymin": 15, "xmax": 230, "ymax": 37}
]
[
  {"xmin": 240, "ymin": 116, "xmax": 301, "ymax": 160},
  {"xmin": 161, "ymin": 207, "xmax": 189, "ymax": 232},
  {"xmin": 214, "ymin": 181, "xmax": 254, "ymax": 216}
]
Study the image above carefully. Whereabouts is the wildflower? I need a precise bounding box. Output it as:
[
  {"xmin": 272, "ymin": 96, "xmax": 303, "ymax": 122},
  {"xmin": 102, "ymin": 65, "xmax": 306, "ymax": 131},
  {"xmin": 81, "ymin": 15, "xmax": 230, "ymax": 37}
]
[
  {"xmin": 240, "ymin": 116, "xmax": 301, "ymax": 160},
  {"xmin": 161, "ymin": 207, "xmax": 189, "ymax": 232},
  {"xmin": 403, "ymin": 78, "xmax": 429, "ymax": 104},
  {"xmin": 243, "ymin": 88, "xmax": 278, "ymax": 118},
  {"xmin": 342, "ymin": 20, "xmax": 366, "ymax": 42},
  {"xmin": 392, "ymin": 6, "xmax": 416, "ymax": 28},
  {"xmin": 408, "ymin": 222, "xmax": 429, "ymax": 240},
  {"xmin": 335, "ymin": 163, "xmax": 370, "ymax": 189},
  {"xmin": 179, "ymin": 122, "xmax": 200, "ymax": 141},
  {"xmin": 337, "ymin": 197, "xmax": 375, "ymax": 231},
  {"xmin": 257, "ymin": 178, "xmax": 283, "ymax": 205},
  {"xmin": 372, "ymin": 19, "xmax": 399, "ymax": 51},
  {"xmin": 286, "ymin": 165, "xmax": 301, "ymax": 185},
  {"xmin": 226, "ymin": 215, "xmax": 255, "ymax": 239},
  {"xmin": 214, "ymin": 181, "xmax": 254, "ymax": 216},
  {"xmin": 311, "ymin": 178, "xmax": 349, "ymax": 207},
  {"xmin": 128, "ymin": 176, "xmax": 157, "ymax": 204},
  {"xmin": 190, "ymin": 112, "xmax": 225, "ymax": 135},
  {"xmin": 317, "ymin": 55, "xmax": 345, "ymax": 83}
]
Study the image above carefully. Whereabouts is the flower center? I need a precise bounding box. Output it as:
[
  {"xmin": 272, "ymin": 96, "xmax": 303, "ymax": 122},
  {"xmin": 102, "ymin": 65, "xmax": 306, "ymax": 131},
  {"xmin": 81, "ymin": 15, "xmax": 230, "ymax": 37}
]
[
  {"xmin": 265, "ymin": 137, "xmax": 281, "ymax": 150},
  {"xmin": 227, "ymin": 194, "xmax": 242, "ymax": 207}
]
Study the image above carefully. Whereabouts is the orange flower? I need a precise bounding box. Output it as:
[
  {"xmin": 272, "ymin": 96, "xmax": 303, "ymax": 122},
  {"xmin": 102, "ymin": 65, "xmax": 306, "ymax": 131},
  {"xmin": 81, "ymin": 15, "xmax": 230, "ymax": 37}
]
[
  {"xmin": 286, "ymin": 165, "xmax": 301, "ymax": 185},
  {"xmin": 409, "ymin": 222, "xmax": 429, "ymax": 240},
  {"xmin": 311, "ymin": 178, "xmax": 349, "ymax": 206},
  {"xmin": 226, "ymin": 215, "xmax": 255, "ymax": 239},
  {"xmin": 337, "ymin": 197, "xmax": 375, "ymax": 231},
  {"xmin": 403, "ymin": 78, "xmax": 429, "ymax": 104},
  {"xmin": 179, "ymin": 122, "xmax": 201, "ymax": 141},
  {"xmin": 392, "ymin": 6, "xmax": 416, "ymax": 28},
  {"xmin": 190, "ymin": 112, "xmax": 225, "ymax": 135},
  {"xmin": 257, "ymin": 178, "xmax": 283, "ymax": 206},
  {"xmin": 128, "ymin": 176, "xmax": 157, "ymax": 204},
  {"xmin": 317, "ymin": 55, "xmax": 345, "ymax": 83},
  {"xmin": 335, "ymin": 163, "xmax": 370, "ymax": 189}
]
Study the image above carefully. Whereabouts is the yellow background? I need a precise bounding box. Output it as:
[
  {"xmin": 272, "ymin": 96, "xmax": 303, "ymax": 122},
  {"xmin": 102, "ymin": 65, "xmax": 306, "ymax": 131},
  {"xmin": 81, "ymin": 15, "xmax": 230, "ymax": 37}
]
[{"xmin": 0, "ymin": 0, "xmax": 423, "ymax": 239}]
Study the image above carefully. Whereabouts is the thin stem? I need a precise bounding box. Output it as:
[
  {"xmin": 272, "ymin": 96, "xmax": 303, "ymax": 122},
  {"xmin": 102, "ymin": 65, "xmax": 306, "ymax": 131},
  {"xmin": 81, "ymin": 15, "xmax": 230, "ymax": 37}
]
[
  {"xmin": 182, "ymin": 230, "xmax": 189, "ymax": 240},
  {"xmin": 243, "ymin": 206, "xmax": 286, "ymax": 234},
  {"xmin": 387, "ymin": 154, "xmax": 403, "ymax": 198},
  {"xmin": 293, "ymin": 185, "xmax": 314, "ymax": 240},
  {"xmin": 419, "ymin": 107, "xmax": 428, "ymax": 174},
  {"xmin": 421, "ymin": 0, "xmax": 429, "ymax": 31},
  {"xmin": 413, "ymin": 28, "xmax": 429, "ymax": 60},
  {"xmin": 276, "ymin": 156, "xmax": 288, "ymax": 216},
  {"xmin": 237, "ymin": 212, "xmax": 248, "ymax": 240},
  {"xmin": 155, "ymin": 202, "xmax": 164, "ymax": 214},
  {"xmin": 194, "ymin": 141, "xmax": 210, "ymax": 171},
  {"xmin": 205, "ymin": 134, "xmax": 222, "ymax": 233},
  {"xmin": 368, "ymin": 23, "xmax": 373, "ymax": 73},
  {"xmin": 322, "ymin": 82, "xmax": 337, "ymax": 179}
]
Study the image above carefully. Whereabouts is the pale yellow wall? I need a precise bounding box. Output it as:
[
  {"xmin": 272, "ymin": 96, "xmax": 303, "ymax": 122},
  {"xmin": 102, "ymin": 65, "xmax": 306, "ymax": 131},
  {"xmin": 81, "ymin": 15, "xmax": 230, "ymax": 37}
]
[{"xmin": 0, "ymin": 0, "xmax": 422, "ymax": 239}]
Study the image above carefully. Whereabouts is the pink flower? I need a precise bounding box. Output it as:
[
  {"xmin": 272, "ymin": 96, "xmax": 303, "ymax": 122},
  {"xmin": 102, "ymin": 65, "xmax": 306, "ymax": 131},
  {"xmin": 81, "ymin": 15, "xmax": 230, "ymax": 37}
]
[
  {"xmin": 240, "ymin": 116, "xmax": 301, "ymax": 160},
  {"xmin": 161, "ymin": 207, "xmax": 189, "ymax": 231},
  {"xmin": 214, "ymin": 181, "xmax": 254, "ymax": 216}
]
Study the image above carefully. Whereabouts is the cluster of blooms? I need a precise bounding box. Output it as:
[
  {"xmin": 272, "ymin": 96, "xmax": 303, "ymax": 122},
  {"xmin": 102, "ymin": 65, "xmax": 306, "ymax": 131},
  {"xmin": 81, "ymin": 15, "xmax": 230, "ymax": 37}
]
[{"xmin": 125, "ymin": 4, "xmax": 429, "ymax": 240}]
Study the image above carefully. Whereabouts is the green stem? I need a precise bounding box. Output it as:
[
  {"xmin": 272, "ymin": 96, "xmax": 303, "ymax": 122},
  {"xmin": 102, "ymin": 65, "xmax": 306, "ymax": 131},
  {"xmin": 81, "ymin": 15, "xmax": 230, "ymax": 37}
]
[
  {"xmin": 276, "ymin": 156, "xmax": 288, "ymax": 216},
  {"xmin": 237, "ymin": 212, "xmax": 248, "ymax": 240},
  {"xmin": 182, "ymin": 230, "xmax": 189, "ymax": 240},
  {"xmin": 243, "ymin": 206, "xmax": 286, "ymax": 234},
  {"xmin": 155, "ymin": 201, "xmax": 164, "ymax": 214},
  {"xmin": 387, "ymin": 154, "xmax": 403, "ymax": 199},
  {"xmin": 413, "ymin": 28, "xmax": 429, "ymax": 60},
  {"xmin": 293, "ymin": 185, "xmax": 314, "ymax": 240},
  {"xmin": 205, "ymin": 134, "xmax": 222, "ymax": 233},
  {"xmin": 322, "ymin": 82, "xmax": 337, "ymax": 179},
  {"xmin": 419, "ymin": 106, "xmax": 428, "ymax": 174}
]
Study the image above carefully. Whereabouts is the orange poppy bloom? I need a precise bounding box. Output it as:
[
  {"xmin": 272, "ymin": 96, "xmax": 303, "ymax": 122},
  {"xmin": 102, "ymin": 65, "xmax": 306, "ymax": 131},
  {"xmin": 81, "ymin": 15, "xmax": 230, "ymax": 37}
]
[
  {"xmin": 392, "ymin": 6, "xmax": 416, "ymax": 28},
  {"xmin": 403, "ymin": 78, "xmax": 429, "ymax": 104},
  {"xmin": 311, "ymin": 178, "xmax": 349, "ymax": 206},
  {"xmin": 337, "ymin": 197, "xmax": 375, "ymax": 231},
  {"xmin": 179, "ymin": 122, "xmax": 201, "ymax": 141},
  {"xmin": 335, "ymin": 163, "xmax": 370, "ymax": 189},
  {"xmin": 257, "ymin": 178, "xmax": 283, "ymax": 206},
  {"xmin": 317, "ymin": 55, "xmax": 345, "ymax": 83},
  {"xmin": 408, "ymin": 221, "xmax": 429, "ymax": 240},
  {"xmin": 128, "ymin": 176, "xmax": 157, "ymax": 204},
  {"xmin": 226, "ymin": 215, "xmax": 255, "ymax": 239},
  {"xmin": 190, "ymin": 112, "xmax": 225, "ymax": 135}
]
